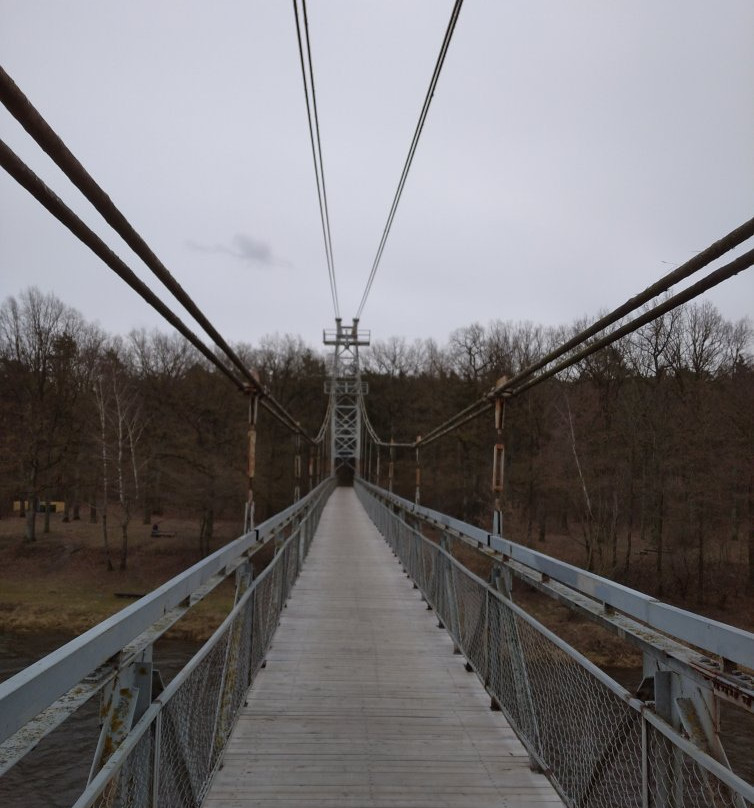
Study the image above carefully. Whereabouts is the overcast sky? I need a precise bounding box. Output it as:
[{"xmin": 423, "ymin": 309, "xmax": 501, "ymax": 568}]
[{"xmin": 1, "ymin": 1, "xmax": 753, "ymax": 352}]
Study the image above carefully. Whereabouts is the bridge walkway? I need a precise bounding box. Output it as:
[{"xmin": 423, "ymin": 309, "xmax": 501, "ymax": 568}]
[{"xmin": 204, "ymin": 487, "xmax": 562, "ymax": 808}]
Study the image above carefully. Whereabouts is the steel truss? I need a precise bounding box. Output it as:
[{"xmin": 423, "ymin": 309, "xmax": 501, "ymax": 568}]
[{"xmin": 323, "ymin": 318, "xmax": 370, "ymax": 478}]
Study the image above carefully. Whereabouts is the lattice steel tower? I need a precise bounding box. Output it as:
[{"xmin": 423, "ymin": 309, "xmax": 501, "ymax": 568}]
[{"xmin": 323, "ymin": 318, "xmax": 370, "ymax": 482}]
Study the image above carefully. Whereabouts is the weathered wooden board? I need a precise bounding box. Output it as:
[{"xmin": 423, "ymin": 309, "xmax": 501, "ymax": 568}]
[{"xmin": 203, "ymin": 488, "xmax": 562, "ymax": 808}]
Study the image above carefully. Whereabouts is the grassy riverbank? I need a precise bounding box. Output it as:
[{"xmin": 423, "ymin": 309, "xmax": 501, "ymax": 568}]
[
  {"xmin": 1, "ymin": 509, "xmax": 752, "ymax": 671},
  {"xmin": 0, "ymin": 512, "xmax": 245, "ymax": 642}
]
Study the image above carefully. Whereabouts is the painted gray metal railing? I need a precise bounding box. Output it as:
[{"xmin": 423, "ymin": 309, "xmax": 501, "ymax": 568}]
[
  {"xmin": 356, "ymin": 479, "xmax": 754, "ymax": 808},
  {"xmin": 0, "ymin": 477, "xmax": 335, "ymax": 805}
]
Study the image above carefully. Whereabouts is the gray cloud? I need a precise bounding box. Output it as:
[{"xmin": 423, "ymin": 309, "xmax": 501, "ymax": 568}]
[{"xmin": 186, "ymin": 234, "xmax": 291, "ymax": 269}]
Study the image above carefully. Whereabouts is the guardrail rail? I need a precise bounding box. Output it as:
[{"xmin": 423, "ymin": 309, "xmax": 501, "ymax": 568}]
[
  {"xmin": 0, "ymin": 477, "xmax": 336, "ymax": 807},
  {"xmin": 356, "ymin": 478, "xmax": 754, "ymax": 808}
]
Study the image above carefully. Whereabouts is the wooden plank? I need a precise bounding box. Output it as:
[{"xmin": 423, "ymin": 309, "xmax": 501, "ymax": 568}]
[{"xmin": 203, "ymin": 488, "xmax": 563, "ymax": 808}]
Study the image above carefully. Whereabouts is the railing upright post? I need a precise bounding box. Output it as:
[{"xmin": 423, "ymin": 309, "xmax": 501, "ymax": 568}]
[
  {"xmin": 492, "ymin": 395, "xmax": 506, "ymax": 536},
  {"xmin": 376, "ymin": 445, "xmax": 381, "ymax": 488},
  {"xmin": 152, "ymin": 711, "xmax": 162, "ymax": 808},
  {"xmin": 415, "ymin": 436, "xmax": 421, "ymax": 506},
  {"xmin": 294, "ymin": 433, "xmax": 301, "ymax": 503},
  {"xmin": 491, "ymin": 563, "xmax": 542, "ymax": 769},
  {"xmin": 389, "ymin": 439, "xmax": 395, "ymax": 493},
  {"xmin": 211, "ymin": 561, "xmax": 253, "ymax": 759},
  {"xmin": 244, "ymin": 392, "xmax": 259, "ymax": 533},
  {"xmin": 440, "ymin": 533, "xmax": 460, "ymax": 650},
  {"xmin": 641, "ymin": 716, "xmax": 649, "ymax": 808}
]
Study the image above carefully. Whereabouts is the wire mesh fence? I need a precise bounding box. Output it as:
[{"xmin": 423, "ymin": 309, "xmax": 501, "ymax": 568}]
[
  {"xmin": 73, "ymin": 481, "xmax": 332, "ymax": 808},
  {"xmin": 356, "ymin": 481, "xmax": 754, "ymax": 808}
]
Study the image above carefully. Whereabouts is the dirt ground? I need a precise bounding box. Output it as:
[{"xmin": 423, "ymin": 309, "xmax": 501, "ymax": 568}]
[
  {"xmin": 0, "ymin": 510, "xmax": 248, "ymax": 641},
  {"xmin": 439, "ymin": 528, "xmax": 754, "ymax": 672},
  {"xmin": 1, "ymin": 506, "xmax": 752, "ymax": 673}
]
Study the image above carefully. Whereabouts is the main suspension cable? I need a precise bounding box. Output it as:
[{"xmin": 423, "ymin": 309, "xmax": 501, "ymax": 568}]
[
  {"xmin": 512, "ymin": 247, "xmax": 754, "ymax": 397},
  {"xmin": 0, "ymin": 66, "xmax": 263, "ymax": 399},
  {"xmin": 492, "ymin": 215, "xmax": 754, "ymax": 396},
  {"xmin": 355, "ymin": 0, "xmax": 464, "ymax": 320},
  {"xmin": 292, "ymin": 0, "xmax": 340, "ymax": 319},
  {"xmin": 0, "ymin": 66, "xmax": 315, "ymax": 442},
  {"xmin": 0, "ymin": 139, "xmax": 246, "ymax": 392},
  {"xmin": 415, "ymin": 219, "xmax": 754, "ymax": 448}
]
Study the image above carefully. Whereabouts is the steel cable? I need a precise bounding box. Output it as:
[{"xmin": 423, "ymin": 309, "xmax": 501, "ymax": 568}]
[
  {"xmin": 0, "ymin": 138, "xmax": 246, "ymax": 392},
  {"xmin": 292, "ymin": 0, "xmax": 340, "ymax": 319},
  {"xmin": 416, "ymin": 221, "xmax": 754, "ymax": 447},
  {"xmin": 355, "ymin": 0, "xmax": 464, "ymax": 320},
  {"xmin": 0, "ymin": 65, "xmax": 315, "ymax": 442},
  {"xmin": 492, "ymin": 215, "xmax": 754, "ymax": 396}
]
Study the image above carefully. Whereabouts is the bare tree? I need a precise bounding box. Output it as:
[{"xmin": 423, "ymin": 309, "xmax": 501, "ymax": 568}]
[
  {"xmin": 92, "ymin": 374, "xmax": 114, "ymax": 570},
  {"xmin": 0, "ymin": 288, "xmax": 87, "ymax": 540}
]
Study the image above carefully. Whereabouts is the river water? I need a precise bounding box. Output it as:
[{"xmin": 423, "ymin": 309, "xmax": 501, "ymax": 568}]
[
  {"xmin": 0, "ymin": 633, "xmax": 200, "ymax": 808},
  {"xmin": 1, "ymin": 637, "xmax": 752, "ymax": 806}
]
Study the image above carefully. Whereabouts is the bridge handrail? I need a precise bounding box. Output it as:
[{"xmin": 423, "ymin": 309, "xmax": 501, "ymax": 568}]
[
  {"xmin": 357, "ymin": 479, "xmax": 754, "ymax": 671},
  {"xmin": 71, "ymin": 479, "xmax": 333, "ymax": 808},
  {"xmin": 356, "ymin": 480, "xmax": 754, "ymax": 806},
  {"xmin": 0, "ymin": 478, "xmax": 336, "ymax": 746}
]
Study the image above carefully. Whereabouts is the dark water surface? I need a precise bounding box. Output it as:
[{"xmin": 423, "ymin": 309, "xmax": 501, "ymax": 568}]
[{"xmin": 0, "ymin": 632, "xmax": 199, "ymax": 808}]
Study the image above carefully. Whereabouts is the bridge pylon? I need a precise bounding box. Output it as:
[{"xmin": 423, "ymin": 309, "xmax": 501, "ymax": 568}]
[{"xmin": 323, "ymin": 318, "xmax": 370, "ymax": 484}]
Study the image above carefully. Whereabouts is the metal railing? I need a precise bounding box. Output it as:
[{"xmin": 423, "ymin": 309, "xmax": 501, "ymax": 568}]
[
  {"xmin": 0, "ymin": 477, "xmax": 335, "ymax": 806},
  {"xmin": 356, "ymin": 479, "xmax": 754, "ymax": 808}
]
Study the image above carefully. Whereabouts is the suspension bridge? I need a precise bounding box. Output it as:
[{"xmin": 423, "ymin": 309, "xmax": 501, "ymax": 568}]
[{"xmin": 2, "ymin": 2, "xmax": 754, "ymax": 806}]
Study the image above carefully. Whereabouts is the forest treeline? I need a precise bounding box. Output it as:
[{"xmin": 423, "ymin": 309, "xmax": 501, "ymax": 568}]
[
  {"xmin": 1, "ymin": 286, "xmax": 752, "ymax": 604},
  {"xmin": 0, "ymin": 287, "xmax": 328, "ymax": 569},
  {"xmin": 361, "ymin": 303, "xmax": 753, "ymax": 605}
]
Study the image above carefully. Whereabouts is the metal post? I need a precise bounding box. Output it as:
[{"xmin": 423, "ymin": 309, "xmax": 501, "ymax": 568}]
[
  {"xmin": 389, "ymin": 439, "xmax": 395, "ymax": 493},
  {"xmin": 293, "ymin": 433, "xmax": 301, "ymax": 502},
  {"xmin": 152, "ymin": 711, "xmax": 162, "ymax": 806},
  {"xmin": 308, "ymin": 447, "xmax": 314, "ymax": 492},
  {"xmin": 415, "ymin": 436, "xmax": 421, "ymax": 506},
  {"xmin": 376, "ymin": 446, "xmax": 381, "ymax": 488},
  {"xmin": 641, "ymin": 716, "xmax": 649, "ymax": 808},
  {"xmin": 245, "ymin": 393, "xmax": 259, "ymax": 533},
  {"xmin": 491, "ymin": 563, "xmax": 542, "ymax": 768},
  {"xmin": 212, "ymin": 562, "xmax": 253, "ymax": 759},
  {"xmin": 492, "ymin": 396, "xmax": 506, "ymax": 536}
]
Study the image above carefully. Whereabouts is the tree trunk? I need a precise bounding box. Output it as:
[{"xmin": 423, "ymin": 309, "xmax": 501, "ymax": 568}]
[
  {"xmin": 25, "ymin": 493, "xmax": 37, "ymax": 542},
  {"xmin": 655, "ymin": 486, "xmax": 665, "ymax": 597},
  {"xmin": 102, "ymin": 512, "xmax": 113, "ymax": 571},
  {"xmin": 72, "ymin": 470, "xmax": 81, "ymax": 520},
  {"xmin": 537, "ymin": 503, "xmax": 546, "ymax": 543},
  {"xmin": 199, "ymin": 508, "xmax": 214, "ymax": 557},
  {"xmin": 749, "ymin": 474, "xmax": 754, "ymax": 592},
  {"xmin": 623, "ymin": 474, "xmax": 634, "ymax": 577},
  {"xmin": 119, "ymin": 515, "xmax": 129, "ymax": 571},
  {"xmin": 696, "ymin": 506, "xmax": 705, "ymax": 607}
]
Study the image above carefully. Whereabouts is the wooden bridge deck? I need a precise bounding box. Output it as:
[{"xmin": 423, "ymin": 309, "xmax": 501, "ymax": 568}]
[{"xmin": 204, "ymin": 487, "xmax": 562, "ymax": 808}]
